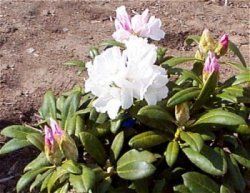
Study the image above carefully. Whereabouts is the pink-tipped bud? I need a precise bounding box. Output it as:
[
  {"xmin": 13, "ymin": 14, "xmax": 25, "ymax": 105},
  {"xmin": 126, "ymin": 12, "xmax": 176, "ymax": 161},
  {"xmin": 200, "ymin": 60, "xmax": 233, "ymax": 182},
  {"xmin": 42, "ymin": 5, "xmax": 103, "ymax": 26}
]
[
  {"xmin": 203, "ymin": 52, "xmax": 220, "ymax": 82},
  {"xmin": 50, "ymin": 118, "xmax": 64, "ymax": 143},
  {"xmin": 44, "ymin": 125, "xmax": 54, "ymax": 149},
  {"xmin": 215, "ymin": 34, "xmax": 229, "ymax": 57}
]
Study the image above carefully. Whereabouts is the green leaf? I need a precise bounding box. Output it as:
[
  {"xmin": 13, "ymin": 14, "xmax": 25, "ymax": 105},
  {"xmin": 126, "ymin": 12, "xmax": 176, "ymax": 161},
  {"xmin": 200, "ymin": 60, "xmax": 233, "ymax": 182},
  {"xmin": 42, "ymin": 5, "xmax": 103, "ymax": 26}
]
[
  {"xmin": 26, "ymin": 133, "xmax": 44, "ymax": 151},
  {"xmin": 137, "ymin": 105, "xmax": 175, "ymax": 130},
  {"xmin": 192, "ymin": 72, "xmax": 217, "ymax": 110},
  {"xmin": 95, "ymin": 177, "xmax": 112, "ymax": 193},
  {"xmin": 54, "ymin": 183, "xmax": 69, "ymax": 193},
  {"xmin": 110, "ymin": 118, "xmax": 122, "ymax": 133},
  {"xmin": 129, "ymin": 130, "xmax": 170, "ymax": 149},
  {"xmin": 30, "ymin": 169, "xmax": 53, "ymax": 191},
  {"xmin": 174, "ymin": 185, "xmax": 191, "ymax": 193},
  {"xmin": 178, "ymin": 70, "xmax": 203, "ymax": 85},
  {"xmin": 64, "ymin": 60, "xmax": 85, "ymax": 67},
  {"xmin": 117, "ymin": 149, "xmax": 156, "ymax": 167},
  {"xmin": 79, "ymin": 132, "xmax": 106, "ymax": 165},
  {"xmin": 1, "ymin": 125, "xmax": 40, "ymax": 139},
  {"xmin": 40, "ymin": 171, "xmax": 53, "ymax": 192},
  {"xmin": 180, "ymin": 131, "xmax": 204, "ymax": 152},
  {"xmin": 24, "ymin": 153, "xmax": 50, "ymax": 172},
  {"xmin": 62, "ymin": 160, "xmax": 81, "ymax": 174},
  {"xmin": 182, "ymin": 146, "xmax": 227, "ymax": 176},
  {"xmin": 39, "ymin": 91, "xmax": 57, "ymax": 120},
  {"xmin": 161, "ymin": 57, "xmax": 201, "ymax": 68},
  {"xmin": 167, "ymin": 87, "xmax": 201, "ymax": 107},
  {"xmin": 69, "ymin": 165, "xmax": 96, "ymax": 192},
  {"xmin": 64, "ymin": 114, "xmax": 76, "ymax": 135},
  {"xmin": 61, "ymin": 91, "xmax": 81, "ymax": 128},
  {"xmin": 16, "ymin": 167, "xmax": 49, "ymax": 193},
  {"xmin": 47, "ymin": 167, "xmax": 68, "ymax": 193},
  {"xmin": 225, "ymin": 155, "xmax": 246, "ymax": 193},
  {"xmin": 56, "ymin": 96, "xmax": 66, "ymax": 113},
  {"xmin": 111, "ymin": 131, "xmax": 124, "ymax": 161},
  {"xmin": 185, "ymin": 35, "xmax": 201, "ymax": 45},
  {"xmin": 101, "ymin": 39, "xmax": 125, "ymax": 48},
  {"xmin": 164, "ymin": 141, "xmax": 179, "ymax": 167},
  {"xmin": 75, "ymin": 115, "xmax": 85, "ymax": 137},
  {"xmin": 0, "ymin": 139, "xmax": 30, "ymax": 155},
  {"xmin": 117, "ymin": 161, "xmax": 156, "ymax": 180},
  {"xmin": 182, "ymin": 172, "xmax": 220, "ymax": 193},
  {"xmin": 228, "ymin": 41, "xmax": 246, "ymax": 67},
  {"xmin": 233, "ymin": 71, "xmax": 250, "ymax": 85},
  {"xmin": 232, "ymin": 147, "xmax": 250, "ymax": 168},
  {"xmin": 194, "ymin": 109, "xmax": 246, "ymax": 127}
]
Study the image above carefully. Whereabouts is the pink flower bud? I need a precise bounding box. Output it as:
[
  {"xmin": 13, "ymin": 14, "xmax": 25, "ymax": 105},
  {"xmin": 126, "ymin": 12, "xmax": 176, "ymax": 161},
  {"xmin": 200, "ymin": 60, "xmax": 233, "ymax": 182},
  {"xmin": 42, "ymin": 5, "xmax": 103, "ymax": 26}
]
[
  {"xmin": 203, "ymin": 52, "xmax": 220, "ymax": 74},
  {"xmin": 215, "ymin": 34, "xmax": 229, "ymax": 57},
  {"xmin": 44, "ymin": 125, "xmax": 54, "ymax": 149},
  {"xmin": 50, "ymin": 118, "xmax": 63, "ymax": 137},
  {"xmin": 219, "ymin": 34, "xmax": 229, "ymax": 49}
]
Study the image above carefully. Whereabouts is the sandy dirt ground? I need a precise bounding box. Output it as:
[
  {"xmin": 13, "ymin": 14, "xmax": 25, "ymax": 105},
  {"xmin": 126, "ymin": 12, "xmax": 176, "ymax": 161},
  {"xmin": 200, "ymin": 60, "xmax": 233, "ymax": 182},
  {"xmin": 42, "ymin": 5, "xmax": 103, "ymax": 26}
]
[{"xmin": 0, "ymin": 0, "xmax": 249, "ymax": 192}]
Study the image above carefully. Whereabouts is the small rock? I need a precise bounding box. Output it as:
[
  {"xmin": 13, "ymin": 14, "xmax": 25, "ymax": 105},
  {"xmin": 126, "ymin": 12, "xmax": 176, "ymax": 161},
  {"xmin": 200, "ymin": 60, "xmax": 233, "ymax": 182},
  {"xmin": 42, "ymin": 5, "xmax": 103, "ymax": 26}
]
[
  {"xmin": 26, "ymin": 47, "xmax": 35, "ymax": 54},
  {"xmin": 62, "ymin": 27, "xmax": 69, "ymax": 32}
]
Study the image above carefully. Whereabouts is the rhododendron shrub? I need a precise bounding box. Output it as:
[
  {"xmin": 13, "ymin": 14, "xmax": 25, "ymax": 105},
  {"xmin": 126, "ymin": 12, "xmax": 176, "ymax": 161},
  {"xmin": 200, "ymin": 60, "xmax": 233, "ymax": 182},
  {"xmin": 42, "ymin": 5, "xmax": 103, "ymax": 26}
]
[{"xmin": 0, "ymin": 6, "xmax": 249, "ymax": 193}]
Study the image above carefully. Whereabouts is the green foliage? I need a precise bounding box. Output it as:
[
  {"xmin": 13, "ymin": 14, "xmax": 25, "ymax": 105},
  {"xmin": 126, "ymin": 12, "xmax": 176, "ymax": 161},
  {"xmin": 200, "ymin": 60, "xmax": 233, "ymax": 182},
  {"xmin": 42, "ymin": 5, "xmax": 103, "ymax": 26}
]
[{"xmin": 0, "ymin": 31, "xmax": 249, "ymax": 193}]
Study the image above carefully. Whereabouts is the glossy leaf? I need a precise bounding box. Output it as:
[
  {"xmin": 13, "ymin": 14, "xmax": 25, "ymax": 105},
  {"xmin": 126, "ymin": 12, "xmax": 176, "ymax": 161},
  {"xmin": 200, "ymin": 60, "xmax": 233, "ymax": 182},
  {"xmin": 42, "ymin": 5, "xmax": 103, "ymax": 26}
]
[
  {"xmin": 47, "ymin": 167, "xmax": 68, "ymax": 193},
  {"xmin": 182, "ymin": 172, "xmax": 220, "ymax": 193},
  {"xmin": 62, "ymin": 160, "xmax": 81, "ymax": 174},
  {"xmin": 194, "ymin": 109, "xmax": 246, "ymax": 126},
  {"xmin": 111, "ymin": 131, "xmax": 124, "ymax": 161},
  {"xmin": 129, "ymin": 130, "xmax": 170, "ymax": 149},
  {"xmin": 232, "ymin": 71, "xmax": 250, "ymax": 85},
  {"xmin": 16, "ymin": 167, "xmax": 49, "ymax": 193},
  {"xmin": 182, "ymin": 146, "xmax": 227, "ymax": 176},
  {"xmin": 0, "ymin": 139, "xmax": 30, "ymax": 155},
  {"xmin": 39, "ymin": 91, "xmax": 57, "ymax": 120},
  {"xmin": 79, "ymin": 132, "xmax": 106, "ymax": 165},
  {"xmin": 167, "ymin": 87, "xmax": 200, "ymax": 107},
  {"xmin": 164, "ymin": 141, "xmax": 179, "ymax": 167},
  {"xmin": 26, "ymin": 133, "xmax": 44, "ymax": 151},
  {"xmin": 180, "ymin": 131, "xmax": 204, "ymax": 152},
  {"xmin": 174, "ymin": 185, "xmax": 191, "ymax": 193},
  {"xmin": 232, "ymin": 147, "xmax": 250, "ymax": 169},
  {"xmin": 24, "ymin": 153, "xmax": 50, "ymax": 172},
  {"xmin": 1, "ymin": 125, "xmax": 40, "ymax": 140},
  {"xmin": 117, "ymin": 161, "xmax": 156, "ymax": 180}
]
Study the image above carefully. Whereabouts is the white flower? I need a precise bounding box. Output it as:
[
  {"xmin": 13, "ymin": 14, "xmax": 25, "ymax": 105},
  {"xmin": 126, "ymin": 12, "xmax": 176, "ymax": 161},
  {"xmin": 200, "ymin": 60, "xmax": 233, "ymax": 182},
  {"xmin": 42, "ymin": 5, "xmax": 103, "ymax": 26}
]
[
  {"xmin": 112, "ymin": 6, "xmax": 165, "ymax": 42},
  {"xmin": 85, "ymin": 36, "xmax": 169, "ymax": 119}
]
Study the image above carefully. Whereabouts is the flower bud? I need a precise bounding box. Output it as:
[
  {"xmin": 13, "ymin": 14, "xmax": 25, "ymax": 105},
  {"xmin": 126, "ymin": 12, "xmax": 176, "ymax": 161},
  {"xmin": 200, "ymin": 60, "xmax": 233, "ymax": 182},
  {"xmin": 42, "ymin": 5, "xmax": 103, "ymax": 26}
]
[
  {"xmin": 44, "ymin": 126, "xmax": 63, "ymax": 165},
  {"xmin": 175, "ymin": 102, "xmax": 190, "ymax": 126},
  {"xmin": 50, "ymin": 118, "xmax": 78, "ymax": 161},
  {"xmin": 215, "ymin": 34, "xmax": 229, "ymax": 57},
  {"xmin": 199, "ymin": 29, "xmax": 216, "ymax": 54},
  {"xmin": 203, "ymin": 52, "xmax": 220, "ymax": 82}
]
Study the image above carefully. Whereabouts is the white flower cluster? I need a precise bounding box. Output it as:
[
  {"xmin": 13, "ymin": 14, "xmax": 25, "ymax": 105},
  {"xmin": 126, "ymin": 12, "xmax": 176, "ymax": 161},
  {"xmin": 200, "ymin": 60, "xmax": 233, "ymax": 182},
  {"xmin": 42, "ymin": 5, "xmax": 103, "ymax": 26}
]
[{"xmin": 85, "ymin": 37, "xmax": 169, "ymax": 119}]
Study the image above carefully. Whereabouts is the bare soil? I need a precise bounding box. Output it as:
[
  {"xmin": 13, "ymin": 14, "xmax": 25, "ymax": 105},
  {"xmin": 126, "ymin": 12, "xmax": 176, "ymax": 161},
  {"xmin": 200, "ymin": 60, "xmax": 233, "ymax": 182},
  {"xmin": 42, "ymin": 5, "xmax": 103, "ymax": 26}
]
[{"xmin": 0, "ymin": 0, "xmax": 249, "ymax": 192}]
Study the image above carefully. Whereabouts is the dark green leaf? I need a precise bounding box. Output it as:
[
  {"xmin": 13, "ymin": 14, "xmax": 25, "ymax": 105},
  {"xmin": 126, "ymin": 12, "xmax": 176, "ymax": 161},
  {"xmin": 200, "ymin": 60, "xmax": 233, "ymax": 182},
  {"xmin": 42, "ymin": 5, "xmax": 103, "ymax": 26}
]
[
  {"xmin": 225, "ymin": 155, "xmax": 246, "ymax": 193},
  {"xmin": 232, "ymin": 147, "xmax": 250, "ymax": 169},
  {"xmin": 30, "ymin": 169, "xmax": 53, "ymax": 191},
  {"xmin": 174, "ymin": 185, "xmax": 191, "ymax": 193},
  {"xmin": 180, "ymin": 131, "xmax": 204, "ymax": 152},
  {"xmin": 1, "ymin": 125, "xmax": 40, "ymax": 139},
  {"xmin": 79, "ymin": 132, "xmax": 106, "ymax": 165},
  {"xmin": 47, "ymin": 167, "xmax": 68, "ymax": 193},
  {"xmin": 111, "ymin": 131, "xmax": 124, "ymax": 161},
  {"xmin": 182, "ymin": 146, "xmax": 227, "ymax": 176},
  {"xmin": 129, "ymin": 130, "xmax": 170, "ymax": 149},
  {"xmin": 26, "ymin": 133, "xmax": 44, "ymax": 151},
  {"xmin": 182, "ymin": 172, "xmax": 220, "ymax": 193},
  {"xmin": 24, "ymin": 153, "xmax": 50, "ymax": 172},
  {"xmin": 165, "ymin": 141, "xmax": 179, "ymax": 167},
  {"xmin": 167, "ymin": 87, "xmax": 201, "ymax": 107},
  {"xmin": 185, "ymin": 35, "xmax": 201, "ymax": 45},
  {"xmin": 16, "ymin": 167, "xmax": 49, "ymax": 193},
  {"xmin": 62, "ymin": 160, "xmax": 81, "ymax": 174},
  {"xmin": 0, "ymin": 139, "xmax": 30, "ymax": 155},
  {"xmin": 39, "ymin": 91, "xmax": 57, "ymax": 120},
  {"xmin": 133, "ymin": 179, "xmax": 149, "ymax": 193}
]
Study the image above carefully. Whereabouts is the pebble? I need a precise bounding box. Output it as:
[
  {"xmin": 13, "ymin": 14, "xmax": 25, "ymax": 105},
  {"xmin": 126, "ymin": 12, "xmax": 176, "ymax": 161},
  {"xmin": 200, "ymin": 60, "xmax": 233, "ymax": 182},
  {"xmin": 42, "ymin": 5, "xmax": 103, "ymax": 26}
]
[
  {"xmin": 26, "ymin": 47, "xmax": 35, "ymax": 54},
  {"xmin": 62, "ymin": 27, "xmax": 69, "ymax": 32}
]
